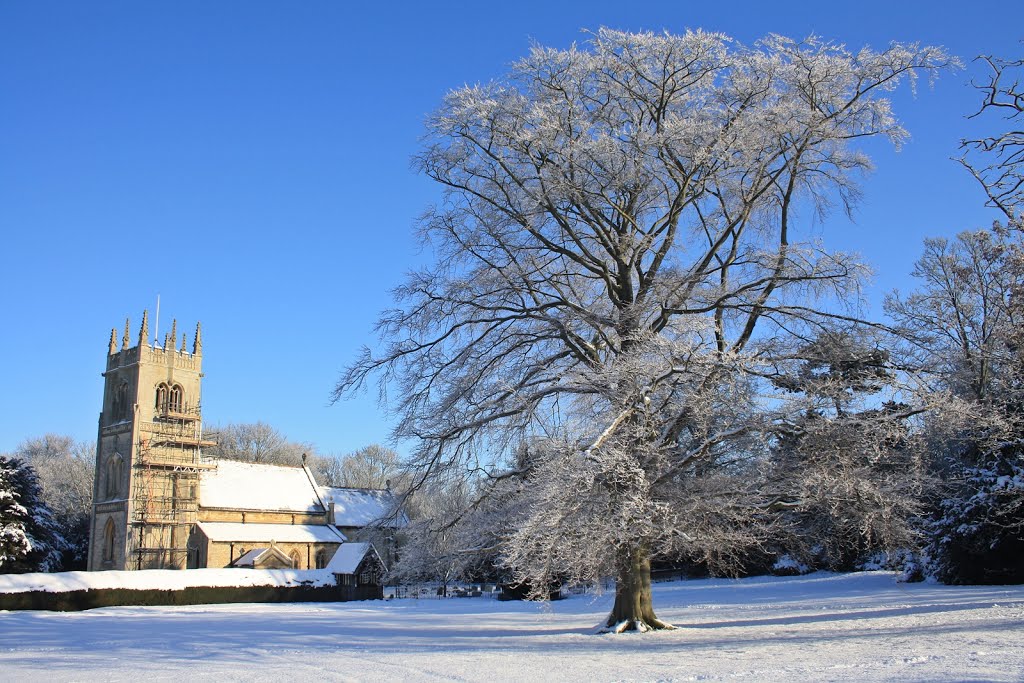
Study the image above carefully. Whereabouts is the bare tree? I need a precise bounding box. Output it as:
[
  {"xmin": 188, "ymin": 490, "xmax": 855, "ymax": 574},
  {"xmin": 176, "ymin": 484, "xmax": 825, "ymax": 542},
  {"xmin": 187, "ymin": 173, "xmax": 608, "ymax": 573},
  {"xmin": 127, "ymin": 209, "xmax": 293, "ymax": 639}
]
[
  {"xmin": 886, "ymin": 229, "xmax": 1020, "ymax": 402},
  {"xmin": 390, "ymin": 479, "xmax": 475, "ymax": 594},
  {"xmin": 335, "ymin": 444, "xmax": 402, "ymax": 489},
  {"xmin": 959, "ymin": 50, "xmax": 1024, "ymax": 222},
  {"xmin": 767, "ymin": 332, "xmax": 926, "ymax": 571},
  {"xmin": 337, "ymin": 29, "xmax": 951, "ymax": 631},
  {"xmin": 204, "ymin": 422, "xmax": 313, "ymax": 466}
]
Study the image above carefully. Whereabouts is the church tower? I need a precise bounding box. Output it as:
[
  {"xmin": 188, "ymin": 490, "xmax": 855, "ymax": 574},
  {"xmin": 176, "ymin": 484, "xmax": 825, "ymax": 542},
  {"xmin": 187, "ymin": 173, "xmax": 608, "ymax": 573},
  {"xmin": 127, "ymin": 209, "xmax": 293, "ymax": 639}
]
[{"xmin": 88, "ymin": 312, "xmax": 213, "ymax": 570}]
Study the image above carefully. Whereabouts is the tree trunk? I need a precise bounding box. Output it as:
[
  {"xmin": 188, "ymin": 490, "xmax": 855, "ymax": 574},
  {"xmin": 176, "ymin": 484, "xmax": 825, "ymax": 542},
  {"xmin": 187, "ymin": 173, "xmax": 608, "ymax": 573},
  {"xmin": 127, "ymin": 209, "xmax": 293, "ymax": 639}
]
[{"xmin": 601, "ymin": 544, "xmax": 674, "ymax": 633}]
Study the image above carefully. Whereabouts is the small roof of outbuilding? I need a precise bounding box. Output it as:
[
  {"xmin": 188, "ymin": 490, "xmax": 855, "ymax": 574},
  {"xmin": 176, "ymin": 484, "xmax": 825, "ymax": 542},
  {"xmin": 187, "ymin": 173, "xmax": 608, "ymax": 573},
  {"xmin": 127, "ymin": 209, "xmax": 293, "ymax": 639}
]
[{"xmin": 325, "ymin": 542, "xmax": 385, "ymax": 574}]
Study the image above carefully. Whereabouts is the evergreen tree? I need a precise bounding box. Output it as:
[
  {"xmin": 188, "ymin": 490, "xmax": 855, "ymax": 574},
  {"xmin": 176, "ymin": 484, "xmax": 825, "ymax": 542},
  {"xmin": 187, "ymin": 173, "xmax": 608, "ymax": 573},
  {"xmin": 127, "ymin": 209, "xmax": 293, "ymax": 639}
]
[{"xmin": 0, "ymin": 456, "xmax": 67, "ymax": 573}]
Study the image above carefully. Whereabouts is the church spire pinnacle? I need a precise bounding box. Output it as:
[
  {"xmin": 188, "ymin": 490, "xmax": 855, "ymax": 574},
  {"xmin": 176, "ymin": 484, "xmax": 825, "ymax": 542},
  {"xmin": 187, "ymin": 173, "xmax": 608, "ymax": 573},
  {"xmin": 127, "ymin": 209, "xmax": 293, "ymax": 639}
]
[
  {"xmin": 180, "ymin": 332, "xmax": 187, "ymax": 353},
  {"xmin": 193, "ymin": 322, "xmax": 202, "ymax": 356},
  {"xmin": 122, "ymin": 318, "xmax": 130, "ymax": 351},
  {"xmin": 108, "ymin": 328, "xmax": 117, "ymax": 355},
  {"xmin": 163, "ymin": 319, "xmax": 177, "ymax": 350},
  {"xmin": 139, "ymin": 310, "xmax": 149, "ymax": 347}
]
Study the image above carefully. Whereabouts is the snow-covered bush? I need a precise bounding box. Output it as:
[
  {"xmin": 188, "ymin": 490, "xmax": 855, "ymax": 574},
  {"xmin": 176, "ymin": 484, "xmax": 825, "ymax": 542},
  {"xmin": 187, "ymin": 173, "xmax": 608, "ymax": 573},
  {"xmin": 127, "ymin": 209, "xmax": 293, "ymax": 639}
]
[{"xmin": 928, "ymin": 448, "xmax": 1024, "ymax": 584}]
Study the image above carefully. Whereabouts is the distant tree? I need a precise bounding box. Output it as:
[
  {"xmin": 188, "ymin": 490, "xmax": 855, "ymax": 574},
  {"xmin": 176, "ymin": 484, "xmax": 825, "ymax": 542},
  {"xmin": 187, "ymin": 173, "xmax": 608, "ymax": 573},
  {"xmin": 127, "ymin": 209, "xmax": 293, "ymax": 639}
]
[
  {"xmin": 14, "ymin": 435, "xmax": 94, "ymax": 570},
  {"xmin": 204, "ymin": 422, "xmax": 313, "ymax": 466},
  {"xmin": 337, "ymin": 29, "xmax": 952, "ymax": 631},
  {"xmin": 767, "ymin": 331, "xmax": 926, "ymax": 571},
  {"xmin": 0, "ymin": 456, "xmax": 66, "ymax": 573},
  {"xmin": 334, "ymin": 444, "xmax": 402, "ymax": 489},
  {"xmin": 390, "ymin": 479, "xmax": 475, "ymax": 594}
]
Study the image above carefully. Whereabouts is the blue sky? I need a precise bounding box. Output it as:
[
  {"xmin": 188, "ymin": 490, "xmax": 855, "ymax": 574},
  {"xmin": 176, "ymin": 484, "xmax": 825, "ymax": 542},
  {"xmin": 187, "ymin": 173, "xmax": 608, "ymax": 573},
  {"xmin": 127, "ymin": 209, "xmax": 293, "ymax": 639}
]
[{"xmin": 1, "ymin": 1, "xmax": 1021, "ymax": 457}]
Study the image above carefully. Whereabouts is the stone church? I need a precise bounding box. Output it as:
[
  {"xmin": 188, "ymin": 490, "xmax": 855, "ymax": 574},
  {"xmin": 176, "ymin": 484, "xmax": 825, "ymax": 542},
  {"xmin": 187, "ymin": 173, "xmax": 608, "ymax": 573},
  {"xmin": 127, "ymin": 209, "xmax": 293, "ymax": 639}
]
[{"xmin": 87, "ymin": 311, "xmax": 405, "ymax": 572}]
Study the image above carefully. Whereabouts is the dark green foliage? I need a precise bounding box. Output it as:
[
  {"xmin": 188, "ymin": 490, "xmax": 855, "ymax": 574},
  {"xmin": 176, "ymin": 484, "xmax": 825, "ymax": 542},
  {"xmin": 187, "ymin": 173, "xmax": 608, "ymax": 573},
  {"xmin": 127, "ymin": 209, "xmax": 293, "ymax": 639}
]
[
  {"xmin": 0, "ymin": 456, "xmax": 67, "ymax": 573},
  {"xmin": 928, "ymin": 443, "xmax": 1024, "ymax": 584}
]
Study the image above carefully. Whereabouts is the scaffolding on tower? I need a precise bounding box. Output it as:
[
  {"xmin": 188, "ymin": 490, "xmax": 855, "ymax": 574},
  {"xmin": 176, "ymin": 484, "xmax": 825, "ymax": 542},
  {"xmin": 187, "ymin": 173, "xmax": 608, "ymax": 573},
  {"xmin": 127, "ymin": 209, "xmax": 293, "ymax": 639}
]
[{"xmin": 130, "ymin": 401, "xmax": 215, "ymax": 570}]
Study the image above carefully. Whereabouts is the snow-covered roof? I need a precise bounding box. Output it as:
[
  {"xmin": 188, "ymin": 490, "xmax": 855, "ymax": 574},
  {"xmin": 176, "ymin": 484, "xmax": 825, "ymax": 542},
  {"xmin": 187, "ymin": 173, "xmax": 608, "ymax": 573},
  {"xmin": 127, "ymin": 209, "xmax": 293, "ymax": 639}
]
[
  {"xmin": 233, "ymin": 547, "xmax": 270, "ymax": 567},
  {"xmin": 196, "ymin": 521, "xmax": 346, "ymax": 544},
  {"xmin": 320, "ymin": 487, "xmax": 408, "ymax": 528},
  {"xmin": 325, "ymin": 542, "xmax": 382, "ymax": 574},
  {"xmin": 200, "ymin": 460, "xmax": 325, "ymax": 513}
]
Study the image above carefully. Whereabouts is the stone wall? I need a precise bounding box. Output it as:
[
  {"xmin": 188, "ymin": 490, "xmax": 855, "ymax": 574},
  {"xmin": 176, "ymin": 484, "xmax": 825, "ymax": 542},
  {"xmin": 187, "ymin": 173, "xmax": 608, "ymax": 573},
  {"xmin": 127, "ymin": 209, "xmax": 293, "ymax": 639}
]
[{"xmin": 0, "ymin": 583, "xmax": 381, "ymax": 612}]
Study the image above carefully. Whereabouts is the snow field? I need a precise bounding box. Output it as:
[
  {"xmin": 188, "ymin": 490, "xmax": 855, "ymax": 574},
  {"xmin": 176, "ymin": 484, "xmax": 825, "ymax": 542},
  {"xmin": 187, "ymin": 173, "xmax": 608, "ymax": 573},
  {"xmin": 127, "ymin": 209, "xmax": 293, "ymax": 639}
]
[{"xmin": 0, "ymin": 571, "xmax": 1021, "ymax": 682}]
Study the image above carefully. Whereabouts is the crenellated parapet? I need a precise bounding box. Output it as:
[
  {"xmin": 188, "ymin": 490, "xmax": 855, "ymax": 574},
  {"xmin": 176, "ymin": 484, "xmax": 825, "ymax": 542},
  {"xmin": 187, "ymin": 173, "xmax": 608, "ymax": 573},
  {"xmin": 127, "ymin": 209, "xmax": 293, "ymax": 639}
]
[{"xmin": 105, "ymin": 311, "xmax": 203, "ymax": 372}]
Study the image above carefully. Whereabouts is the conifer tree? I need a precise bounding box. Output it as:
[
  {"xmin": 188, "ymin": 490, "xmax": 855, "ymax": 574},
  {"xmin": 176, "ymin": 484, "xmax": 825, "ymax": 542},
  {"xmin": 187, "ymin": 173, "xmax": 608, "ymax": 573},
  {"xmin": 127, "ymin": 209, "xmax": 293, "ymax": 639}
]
[{"xmin": 0, "ymin": 456, "xmax": 67, "ymax": 573}]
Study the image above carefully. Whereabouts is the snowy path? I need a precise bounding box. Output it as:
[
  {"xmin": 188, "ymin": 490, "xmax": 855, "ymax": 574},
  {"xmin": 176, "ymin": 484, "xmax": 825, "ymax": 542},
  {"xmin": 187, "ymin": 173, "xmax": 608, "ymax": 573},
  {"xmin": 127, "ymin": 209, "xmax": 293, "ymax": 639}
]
[{"xmin": 1, "ymin": 572, "xmax": 1022, "ymax": 682}]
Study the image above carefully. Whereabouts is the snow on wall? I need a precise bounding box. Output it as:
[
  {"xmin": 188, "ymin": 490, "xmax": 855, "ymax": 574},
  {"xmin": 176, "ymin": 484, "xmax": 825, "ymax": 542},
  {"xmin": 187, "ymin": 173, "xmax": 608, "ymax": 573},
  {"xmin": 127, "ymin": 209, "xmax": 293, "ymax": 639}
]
[
  {"xmin": 196, "ymin": 521, "xmax": 346, "ymax": 544},
  {"xmin": 0, "ymin": 567, "xmax": 336, "ymax": 594},
  {"xmin": 200, "ymin": 460, "xmax": 324, "ymax": 512}
]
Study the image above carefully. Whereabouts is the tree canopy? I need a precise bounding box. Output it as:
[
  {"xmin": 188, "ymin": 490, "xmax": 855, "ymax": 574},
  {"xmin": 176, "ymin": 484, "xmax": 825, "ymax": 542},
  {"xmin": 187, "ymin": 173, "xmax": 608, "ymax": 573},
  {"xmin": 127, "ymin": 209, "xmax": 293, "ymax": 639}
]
[{"xmin": 338, "ymin": 29, "xmax": 952, "ymax": 631}]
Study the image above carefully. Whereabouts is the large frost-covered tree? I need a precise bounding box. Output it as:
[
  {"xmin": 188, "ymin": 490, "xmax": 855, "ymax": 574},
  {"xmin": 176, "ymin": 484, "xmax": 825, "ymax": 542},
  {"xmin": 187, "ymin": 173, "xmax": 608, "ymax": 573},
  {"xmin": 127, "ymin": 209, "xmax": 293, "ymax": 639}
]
[{"xmin": 337, "ymin": 29, "xmax": 951, "ymax": 631}]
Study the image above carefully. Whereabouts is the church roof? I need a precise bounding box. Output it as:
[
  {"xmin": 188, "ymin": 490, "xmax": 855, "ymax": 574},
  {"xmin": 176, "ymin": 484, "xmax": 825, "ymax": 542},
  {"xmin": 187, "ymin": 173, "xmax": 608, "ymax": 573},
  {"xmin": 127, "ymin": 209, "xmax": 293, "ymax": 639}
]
[
  {"xmin": 325, "ymin": 542, "xmax": 382, "ymax": 574},
  {"xmin": 320, "ymin": 487, "xmax": 409, "ymax": 528},
  {"xmin": 196, "ymin": 521, "xmax": 346, "ymax": 544},
  {"xmin": 199, "ymin": 460, "xmax": 325, "ymax": 513}
]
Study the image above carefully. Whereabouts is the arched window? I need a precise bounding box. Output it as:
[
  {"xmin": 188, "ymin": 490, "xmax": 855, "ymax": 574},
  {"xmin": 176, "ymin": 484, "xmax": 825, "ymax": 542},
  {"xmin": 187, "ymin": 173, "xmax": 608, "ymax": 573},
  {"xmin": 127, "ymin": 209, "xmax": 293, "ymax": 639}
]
[
  {"xmin": 102, "ymin": 518, "xmax": 116, "ymax": 563},
  {"xmin": 105, "ymin": 455, "xmax": 123, "ymax": 500},
  {"xmin": 155, "ymin": 384, "xmax": 168, "ymax": 411},
  {"xmin": 112, "ymin": 382, "xmax": 129, "ymax": 421},
  {"xmin": 315, "ymin": 549, "xmax": 329, "ymax": 569},
  {"xmin": 289, "ymin": 551, "xmax": 301, "ymax": 569},
  {"xmin": 168, "ymin": 385, "xmax": 183, "ymax": 413}
]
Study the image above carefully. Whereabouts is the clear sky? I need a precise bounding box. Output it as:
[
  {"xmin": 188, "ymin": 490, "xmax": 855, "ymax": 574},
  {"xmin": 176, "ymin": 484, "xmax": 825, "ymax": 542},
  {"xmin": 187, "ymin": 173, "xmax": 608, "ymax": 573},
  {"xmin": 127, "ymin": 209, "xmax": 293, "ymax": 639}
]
[{"xmin": 1, "ymin": 1, "xmax": 1021, "ymax": 457}]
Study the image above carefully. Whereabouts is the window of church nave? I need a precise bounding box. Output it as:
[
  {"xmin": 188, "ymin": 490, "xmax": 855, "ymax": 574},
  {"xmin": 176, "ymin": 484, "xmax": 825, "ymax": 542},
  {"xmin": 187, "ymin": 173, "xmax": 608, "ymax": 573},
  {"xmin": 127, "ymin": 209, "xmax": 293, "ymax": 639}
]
[
  {"xmin": 315, "ymin": 549, "xmax": 328, "ymax": 569},
  {"xmin": 289, "ymin": 551, "xmax": 301, "ymax": 568}
]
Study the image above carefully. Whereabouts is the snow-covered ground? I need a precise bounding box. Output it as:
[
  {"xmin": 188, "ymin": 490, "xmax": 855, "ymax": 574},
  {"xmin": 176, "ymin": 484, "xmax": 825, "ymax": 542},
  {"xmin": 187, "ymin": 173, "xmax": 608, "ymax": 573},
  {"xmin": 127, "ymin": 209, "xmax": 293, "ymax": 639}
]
[{"xmin": 1, "ymin": 572, "xmax": 1021, "ymax": 682}]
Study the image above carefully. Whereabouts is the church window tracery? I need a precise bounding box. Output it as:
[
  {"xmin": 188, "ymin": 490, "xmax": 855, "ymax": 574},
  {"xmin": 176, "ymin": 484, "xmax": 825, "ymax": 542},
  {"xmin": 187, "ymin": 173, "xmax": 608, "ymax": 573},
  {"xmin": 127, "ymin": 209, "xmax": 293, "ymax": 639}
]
[
  {"xmin": 169, "ymin": 384, "xmax": 183, "ymax": 412},
  {"xmin": 155, "ymin": 383, "xmax": 168, "ymax": 411}
]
